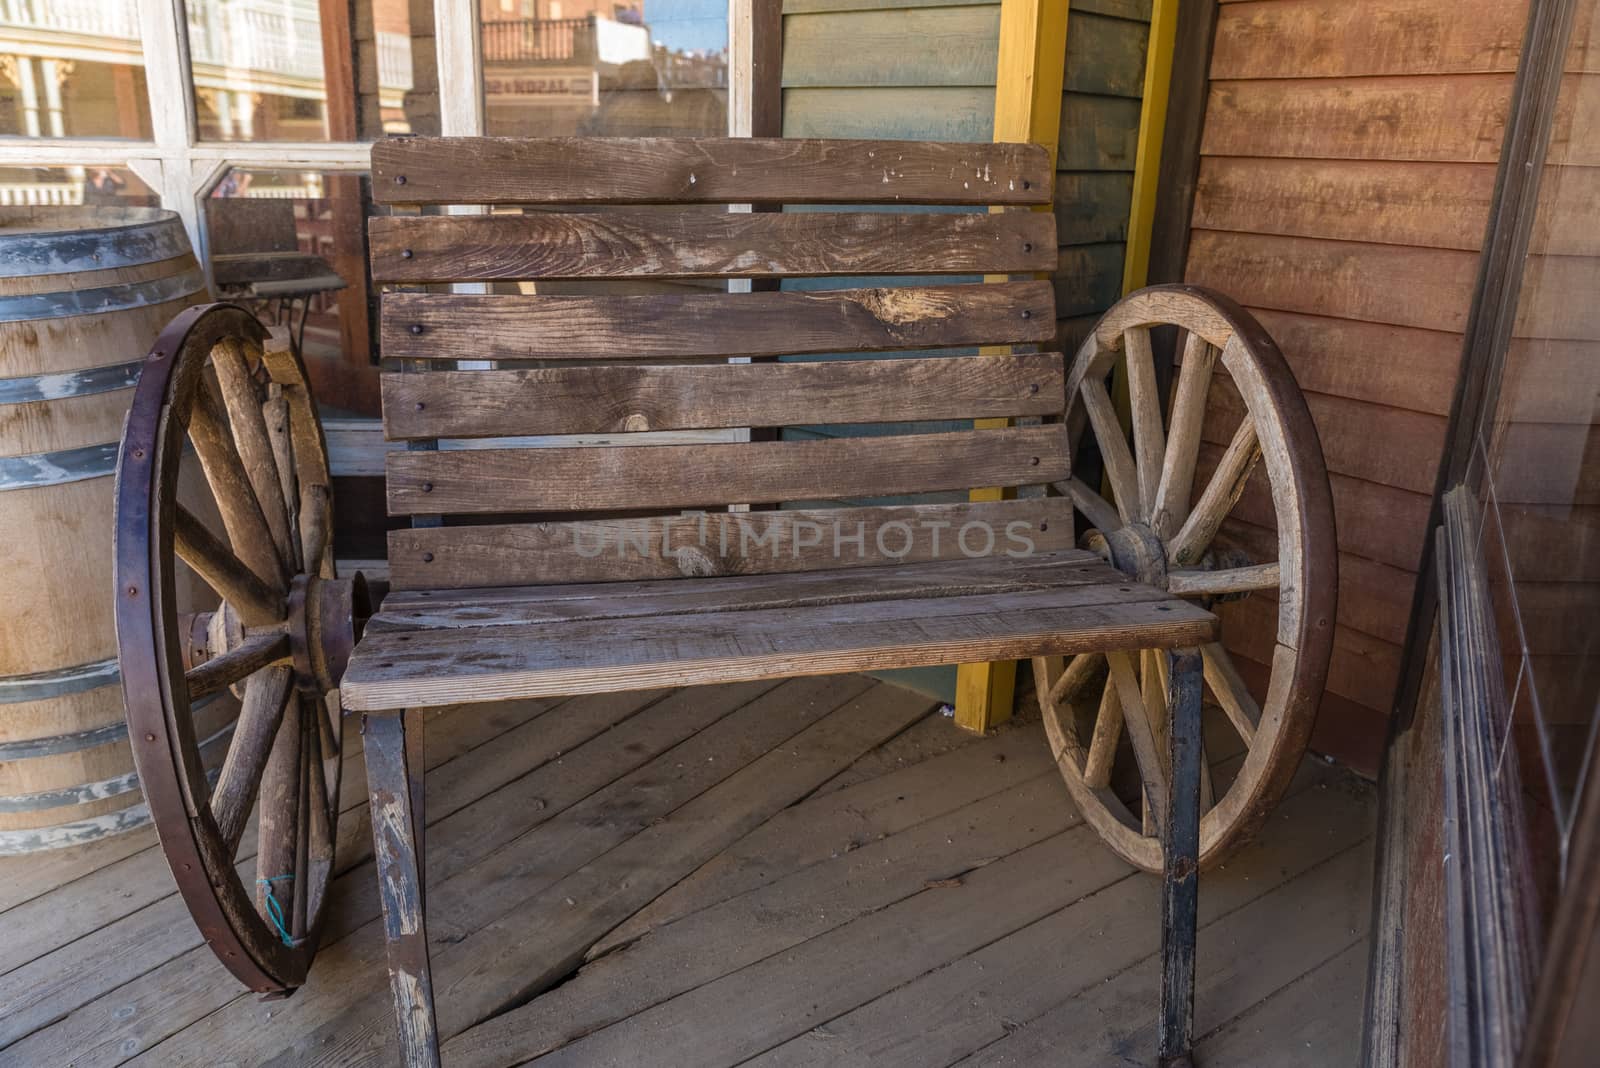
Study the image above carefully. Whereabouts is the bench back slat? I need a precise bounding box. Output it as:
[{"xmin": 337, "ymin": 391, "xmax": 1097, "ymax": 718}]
[
  {"xmin": 386, "ymin": 499, "xmax": 1078, "ymax": 589},
  {"xmin": 387, "ymin": 424, "xmax": 1069, "ymax": 516},
  {"xmin": 371, "ymin": 136, "xmax": 1066, "ymax": 589},
  {"xmin": 368, "ymin": 211, "xmax": 1057, "ymax": 284},
  {"xmin": 371, "ymin": 137, "xmax": 1054, "ymax": 206},
  {"xmin": 381, "ymin": 353, "xmax": 1065, "ymax": 440},
  {"xmin": 380, "ymin": 281, "xmax": 1054, "ymax": 362}
]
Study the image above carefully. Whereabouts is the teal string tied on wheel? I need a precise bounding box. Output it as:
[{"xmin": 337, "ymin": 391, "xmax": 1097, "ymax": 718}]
[{"xmin": 257, "ymin": 875, "xmax": 296, "ymax": 947}]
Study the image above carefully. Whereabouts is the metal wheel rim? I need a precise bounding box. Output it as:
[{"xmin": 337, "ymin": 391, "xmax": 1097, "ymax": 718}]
[
  {"xmin": 115, "ymin": 303, "xmax": 342, "ymax": 991},
  {"xmin": 1036, "ymin": 284, "xmax": 1337, "ymax": 873}
]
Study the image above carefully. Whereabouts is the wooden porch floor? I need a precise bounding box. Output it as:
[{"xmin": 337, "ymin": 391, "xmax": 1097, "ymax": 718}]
[{"xmin": 0, "ymin": 676, "xmax": 1373, "ymax": 1067}]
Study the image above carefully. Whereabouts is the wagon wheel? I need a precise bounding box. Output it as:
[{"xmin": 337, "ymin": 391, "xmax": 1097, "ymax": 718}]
[
  {"xmin": 1037, "ymin": 284, "xmax": 1336, "ymax": 873},
  {"xmin": 115, "ymin": 303, "xmax": 367, "ymax": 993}
]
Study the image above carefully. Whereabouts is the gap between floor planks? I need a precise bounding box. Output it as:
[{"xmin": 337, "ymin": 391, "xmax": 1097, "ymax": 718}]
[
  {"xmin": 15, "ymin": 677, "xmax": 926, "ymax": 1067},
  {"xmin": 447, "ymin": 756, "xmax": 1369, "ymax": 1067}
]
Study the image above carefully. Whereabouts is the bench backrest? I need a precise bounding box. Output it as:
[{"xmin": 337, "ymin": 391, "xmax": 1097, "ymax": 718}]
[{"xmin": 370, "ymin": 136, "xmax": 1074, "ymax": 590}]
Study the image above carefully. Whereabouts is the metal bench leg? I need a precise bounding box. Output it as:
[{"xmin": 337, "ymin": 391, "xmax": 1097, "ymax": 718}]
[
  {"xmin": 363, "ymin": 708, "xmax": 441, "ymax": 1068},
  {"xmin": 1159, "ymin": 648, "xmax": 1203, "ymax": 1068}
]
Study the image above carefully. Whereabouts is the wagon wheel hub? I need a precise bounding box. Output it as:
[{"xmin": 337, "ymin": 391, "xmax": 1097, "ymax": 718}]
[
  {"xmin": 1082, "ymin": 521, "xmax": 1168, "ymax": 589},
  {"xmin": 181, "ymin": 574, "xmax": 369, "ymax": 696},
  {"xmin": 286, "ymin": 573, "xmax": 370, "ymax": 694}
]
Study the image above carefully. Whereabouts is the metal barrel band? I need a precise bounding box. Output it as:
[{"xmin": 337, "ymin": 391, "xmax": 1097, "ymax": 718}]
[
  {"xmin": 0, "ymin": 765, "xmax": 223, "ymax": 855},
  {"xmin": 0, "ymin": 208, "xmax": 190, "ymax": 279},
  {"xmin": 0, "ymin": 440, "xmax": 120, "ymax": 491},
  {"xmin": 0, "ymin": 655, "xmax": 121, "ymax": 704},
  {"xmin": 0, "ymin": 267, "xmax": 205, "ymax": 324},
  {"xmin": 0, "ymin": 715, "xmax": 233, "ymax": 812},
  {"xmin": 0, "ymin": 359, "xmax": 143, "ymax": 406}
]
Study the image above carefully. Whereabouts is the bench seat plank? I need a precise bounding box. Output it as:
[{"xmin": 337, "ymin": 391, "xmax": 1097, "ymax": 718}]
[
  {"xmin": 380, "ymin": 354, "xmax": 1065, "ymax": 440},
  {"xmin": 369, "ymin": 211, "xmax": 1057, "ymax": 284},
  {"xmin": 371, "ymin": 137, "xmax": 1054, "ymax": 206},
  {"xmin": 387, "ymin": 425, "xmax": 1069, "ymax": 516},
  {"xmin": 386, "ymin": 499, "xmax": 1077, "ymax": 588},
  {"xmin": 341, "ymin": 554, "xmax": 1216, "ymax": 711},
  {"xmin": 379, "ymin": 281, "xmax": 1055, "ymax": 362}
]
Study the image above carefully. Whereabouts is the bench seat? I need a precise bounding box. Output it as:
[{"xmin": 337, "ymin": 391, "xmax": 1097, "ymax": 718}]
[{"xmin": 340, "ymin": 551, "xmax": 1216, "ymax": 711}]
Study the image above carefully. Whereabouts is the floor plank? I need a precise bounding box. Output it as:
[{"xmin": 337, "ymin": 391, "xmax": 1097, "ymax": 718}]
[{"xmin": 0, "ymin": 677, "xmax": 1375, "ymax": 1068}]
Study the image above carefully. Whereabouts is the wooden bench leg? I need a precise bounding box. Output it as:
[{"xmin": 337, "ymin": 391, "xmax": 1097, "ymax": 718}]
[
  {"xmin": 1159, "ymin": 648, "xmax": 1203, "ymax": 1068},
  {"xmin": 363, "ymin": 708, "xmax": 441, "ymax": 1068}
]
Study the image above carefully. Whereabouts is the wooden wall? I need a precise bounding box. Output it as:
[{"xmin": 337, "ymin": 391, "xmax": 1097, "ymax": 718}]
[
  {"xmin": 1183, "ymin": 0, "xmax": 1533, "ymax": 772},
  {"xmin": 1056, "ymin": 0, "xmax": 1151, "ymax": 345},
  {"xmin": 781, "ymin": 0, "xmax": 1152, "ymax": 377}
]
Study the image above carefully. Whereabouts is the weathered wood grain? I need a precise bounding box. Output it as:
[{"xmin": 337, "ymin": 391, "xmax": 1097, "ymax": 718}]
[
  {"xmin": 381, "ymin": 353, "xmax": 1065, "ymax": 439},
  {"xmin": 1064, "ymin": 11, "xmax": 1150, "ymax": 99},
  {"xmin": 385, "ymin": 425, "xmax": 1069, "ymax": 515},
  {"xmin": 1194, "ymin": 157, "xmax": 1496, "ymax": 251},
  {"xmin": 379, "ymin": 281, "xmax": 1056, "ymax": 361},
  {"xmin": 1212, "ymin": 0, "xmax": 1527, "ymax": 80},
  {"xmin": 373, "ymin": 552, "xmax": 1117, "ymax": 628},
  {"xmin": 371, "ymin": 137, "xmax": 1053, "ymax": 205},
  {"xmin": 341, "ymin": 586, "xmax": 1216, "ymax": 711},
  {"xmin": 1202, "ymin": 74, "xmax": 1515, "ymax": 163},
  {"xmin": 369, "ymin": 210, "xmax": 1056, "ymax": 283},
  {"xmin": 387, "ymin": 499, "xmax": 1078, "ymax": 589},
  {"xmin": 1186, "ymin": 230, "xmax": 1480, "ymax": 333}
]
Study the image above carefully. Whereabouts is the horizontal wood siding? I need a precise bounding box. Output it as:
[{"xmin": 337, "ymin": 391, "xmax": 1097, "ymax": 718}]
[
  {"xmin": 1057, "ymin": 2, "xmax": 1151, "ymax": 352},
  {"xmin": 1185, "ymin": 0, "xmax": 1532, "ymax": 767}
]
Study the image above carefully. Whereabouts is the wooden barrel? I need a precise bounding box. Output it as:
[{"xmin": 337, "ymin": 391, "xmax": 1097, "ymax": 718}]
[{"xmin": 0, "ymin": 206, "xmax": 219, "ymax": 853}]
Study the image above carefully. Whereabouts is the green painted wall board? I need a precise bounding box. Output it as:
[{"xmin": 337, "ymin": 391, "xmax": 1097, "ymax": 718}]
[{"xmin": 783, "ymin": 6, "xmax": 1001, "ymax": 88}]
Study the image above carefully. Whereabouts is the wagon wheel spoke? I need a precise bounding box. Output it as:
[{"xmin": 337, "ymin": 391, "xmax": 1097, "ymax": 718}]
[
  {"xmin": 209, "ymin": 665, "xmax": 294, "ymax": 855},
  {"xmin": 1079, "ymin": 376, "xmax": 1140, "ymax": 527},
  {"xmin": 1167, "ymin": 561, "xmax": 1281, "ymax": 597},
  {"xmin": 1082, "ymin": 674, "xmax": 1123, "ymax": 789},
  {"xmin": 1152, "ymin": 332, "xmax": 1219, "ymax": 540},
  {"xmin": 174, "ymin": 504, "xmax": 284, "ymax": 626},
  {"xmin": 1059, "ymin": 477, "xmax": 1122, "ymax": 534},
  {"xmin": 186, "ymin": 631, "xmax": 290, "ymax": 700},
  {"xmin": 1106, "ymin": 651, "xmax": 1167, "ymax": 837},
  {"xmin": 1168, "ymin": 414, "xmax": 1261, "ymax": 568},
  {"xmin": 256, "ymin": 692, "xmax": 303, "ymax": 942},
  {"xmin": 188, "ymin": 378, "xmax": 288, "ymax": 587},
  {"xmin": 303, "ymin": 700, "xmax": 336, "ymax": 923},
  {"xmin": 1047, "ymin": 651, "xmax": 1102, "ymax": 707},
  {"xmin": 1202, "ymin": 642, "xmax": 1260, "ymax": 744},
  {"xmin": 263, "ymin": 385, "xmax": 302, "ymax": 572},
  {"xmin": 293, "ymin": 703, "xmax": 314, "ymax": 936},
  {"xmin": 1123, "ymin": 327, "xmax": 1165, "ymax": 523},
  {"xmin": 212, "ymin": 338, "xmax": 294, "ymax": 569},
  {"xmin": 299, "ymin": 483, "xmax": 332, "ymax": 581}
]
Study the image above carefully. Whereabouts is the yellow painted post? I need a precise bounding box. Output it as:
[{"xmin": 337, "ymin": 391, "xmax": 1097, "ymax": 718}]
[
  {"xmin": 954, "ymin": 0, "xmax": 1070, "ymax": 733},
  {"xmin": 1121, "ymin": 0, "xmax": 1181, "ymax": 296}
]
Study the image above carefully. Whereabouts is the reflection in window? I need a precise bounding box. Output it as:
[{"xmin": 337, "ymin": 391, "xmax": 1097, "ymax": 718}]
[
  {"xmin": 189, "ymin": 0, "xmax": 438, "ymax": 142},
  {"xmin": 206, "ymin": 168, "xmax": 380, "ymax": 415},
  {"xmin": 482, "ymin": 0, "xmax": 727, "ymax": 136},
  {"xmin": 1473, "ymin": 0, "xmax": 1600, "ymax": 911},
  {"xmin": 0, "ymin": 0, "xmax": 152, "ymax": 138},
  {"xmin": 0, "ymin": 163, "xmax": 155, "ymax": 206}
]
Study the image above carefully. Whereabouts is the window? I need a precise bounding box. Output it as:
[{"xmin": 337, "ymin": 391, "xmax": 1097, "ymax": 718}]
[
  {"xmin": 0, "ymin": 0, "xmax": 746, "ymax": 420},
  {"xmin": 0, "ymin": 0, "xmax": 152, "ymax": 138}
]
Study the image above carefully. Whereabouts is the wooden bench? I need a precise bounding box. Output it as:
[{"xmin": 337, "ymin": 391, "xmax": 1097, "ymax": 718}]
[{"xmin": 116, "ymin": 137, "xmax": 1336, "ymax": 1068}]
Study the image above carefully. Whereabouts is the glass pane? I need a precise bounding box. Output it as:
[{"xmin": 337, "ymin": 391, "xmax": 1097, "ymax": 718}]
[
  {"xmin": 205, "ymin": 167, "xmax": 381, "ymax": 415},
  {"xmin": 482, "ymin": 0, "xmax": 728, "ymax": 136},
  {"xmin": 1477, "ymin": 0, "xmax": 1600, "ymax": 877},
  {"xmin": 0, "ymin": 1, "xmax": 152, "ymax": 138},
  {"xmin": 188, "ymin": 0, "xmax": 438, "ymax": 142},
  {"xmin": 0, "ymin": 163, "xmax": 155, "ymax": 206}
]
